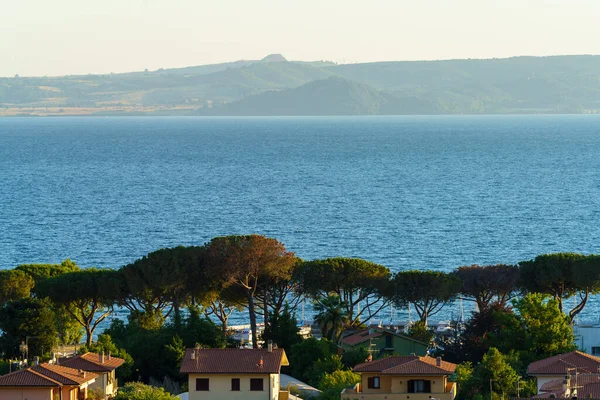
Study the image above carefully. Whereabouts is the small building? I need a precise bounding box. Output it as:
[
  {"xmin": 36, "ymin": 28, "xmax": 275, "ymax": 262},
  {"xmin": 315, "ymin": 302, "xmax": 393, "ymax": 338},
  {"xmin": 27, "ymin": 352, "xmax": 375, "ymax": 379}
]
[
  {"xmin": 527, "ymin": 350, "xmax": 600, "ymax": 394},
  {"xmin": 533, "ymin": 373, "xmax": 600, "ymax": 398},
  {"xmin": 574, "ymin": 321, "xmax": 600, "ymax": 356},
  {"xmin": 180, "ymin": 347, "xmax": 291, "ymax": 400},
  {"xmin": 59, "ymin": 352, "xmax": 125, "ymax": 399},
  {"xmin": 0, "ymin": 362, "xmax": 98, "ymax": 400},
  {"xmin": 342, "ymin": 355, "xmax": 457, "ymax": 400},
  {"xmin": 339, "ymin": 327, "xmax": 428, "ymax": 357}
]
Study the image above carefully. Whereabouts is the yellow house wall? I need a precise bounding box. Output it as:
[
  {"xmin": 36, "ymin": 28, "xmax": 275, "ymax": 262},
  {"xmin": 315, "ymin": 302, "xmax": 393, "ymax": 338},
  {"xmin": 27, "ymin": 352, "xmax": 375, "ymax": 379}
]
[
  {"xmin": 0, "ymin": 387, "xmax": 54, "ymax": 400},
  {"xmin": 187, "ymin": 373, "xmax": 280, "ymax": 400},
  {"xmin": 361, "ymin": 374, "xmax": 448, "ymax": 394}
]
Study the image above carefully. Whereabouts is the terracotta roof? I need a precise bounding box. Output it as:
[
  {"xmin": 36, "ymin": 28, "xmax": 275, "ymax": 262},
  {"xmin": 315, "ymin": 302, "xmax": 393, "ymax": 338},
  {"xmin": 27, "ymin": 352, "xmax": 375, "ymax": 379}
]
[
  {"xmin": 59, "ymin": 352, "xmax": 125, "ymax": 372},
  {"xmin": 0, "ymin": 369, "xmax": 61, "ymax": 387},
  {"xmin": 180, "ymin": 348, "xmax": 289, "ymax": 375},
  {"xmin": 527, "ymin": 351, "xmax": 600, "ymax": 375},
  {"xmin": 540, "ymin": 374, "xmax": 600, "ymax": 392},
  {"xmin": 32, "ymin": 363, "xmax": 98, "ymax": 385},
  {"xmin": 340, "ymin": 328, "xmax": 427, "ymax": 347},
  {"xmin": 353, "ymin": 355, "xmax": 456, "ymax": 375}
]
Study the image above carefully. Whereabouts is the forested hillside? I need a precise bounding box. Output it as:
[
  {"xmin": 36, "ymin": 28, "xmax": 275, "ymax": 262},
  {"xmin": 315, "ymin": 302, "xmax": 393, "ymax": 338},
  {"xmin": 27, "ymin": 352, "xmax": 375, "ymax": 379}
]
[{"xmin": 1, "ymin": 54, "xmax": 599, "ymax": 116}]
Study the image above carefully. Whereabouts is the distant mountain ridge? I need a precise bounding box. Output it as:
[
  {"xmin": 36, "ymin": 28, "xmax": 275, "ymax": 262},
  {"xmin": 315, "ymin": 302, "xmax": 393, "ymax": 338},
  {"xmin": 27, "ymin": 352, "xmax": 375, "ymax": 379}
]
[{"xmin": 1, "ymin": 54, "xmax": 600, "ymax": 116}]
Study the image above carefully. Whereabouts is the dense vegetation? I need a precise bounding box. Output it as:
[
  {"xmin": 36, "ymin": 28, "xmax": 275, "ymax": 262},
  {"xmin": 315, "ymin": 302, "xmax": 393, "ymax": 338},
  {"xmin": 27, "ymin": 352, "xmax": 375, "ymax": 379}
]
[
  {"xmin": 2, "ymin": 55, "xmax": 600, "ymax": 115},
  {"xmin": 1, "ymin": 236, "xmax": 599, "ymax": 399}
]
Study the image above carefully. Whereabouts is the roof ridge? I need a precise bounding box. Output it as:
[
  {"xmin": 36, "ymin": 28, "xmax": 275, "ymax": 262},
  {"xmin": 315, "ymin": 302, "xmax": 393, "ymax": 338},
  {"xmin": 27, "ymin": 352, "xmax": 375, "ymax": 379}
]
[{"xmin": 27, "ymin": 368, "xmax": 64, "ymax": 386}]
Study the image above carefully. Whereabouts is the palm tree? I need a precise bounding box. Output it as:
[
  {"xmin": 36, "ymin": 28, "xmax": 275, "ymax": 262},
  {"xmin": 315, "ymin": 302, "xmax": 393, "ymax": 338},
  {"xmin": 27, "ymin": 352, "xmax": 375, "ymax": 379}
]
[{"xmin": 313, "ymin": 295, "xmax": 350, "ymax": 342}]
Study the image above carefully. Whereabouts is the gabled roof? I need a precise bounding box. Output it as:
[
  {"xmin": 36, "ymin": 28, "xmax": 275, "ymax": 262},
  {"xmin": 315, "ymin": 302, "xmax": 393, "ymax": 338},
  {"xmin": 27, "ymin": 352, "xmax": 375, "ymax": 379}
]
[
  {"xmin": 353, "ymin": 355, "xmax": 456, "ymax": 375},
  {"xmin": 339, "ymin": 328, "xmax": 427, "ymax": 347},
  {"xmin": 535, "ymin": 374, "xmax": 600, "ymax": 399},
  {"xmin": 527, "ymin": 351, "xmax": 600, "ymax": 375},
  {"xmin": 59, "ymin": 352, "xmax": 125, "ymax": 372},
  {"xmin": 540, "ymin": 373, "xmax": 600, "ymax": 392},
  {"xmin": 0, "ymin": 363, "xmax": 98, "ymax": 388},
  {"xmin": 0, "ymin": 369, "xmax": 61, "ymax": 387},
  {"xmin": 32, "ymin": 364, "xmax": 98, "ymax": 386},
  {"xmin": 180, "ymin": 348, "xmax": 289, "ymax": 375}
]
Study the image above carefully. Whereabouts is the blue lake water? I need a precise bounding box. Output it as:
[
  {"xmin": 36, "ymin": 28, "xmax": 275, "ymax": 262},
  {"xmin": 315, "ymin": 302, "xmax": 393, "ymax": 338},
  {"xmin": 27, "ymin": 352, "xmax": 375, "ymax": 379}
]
[{"xmin": 1, "ymin": 115, "xmax": 600, "ymax": 325}]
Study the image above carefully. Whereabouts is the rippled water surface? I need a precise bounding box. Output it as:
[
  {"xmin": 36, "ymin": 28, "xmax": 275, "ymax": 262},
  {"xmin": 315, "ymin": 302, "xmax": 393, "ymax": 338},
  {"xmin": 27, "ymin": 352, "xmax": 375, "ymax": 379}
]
[{"xmin": 1, "ymin": 115, "xmax": 600, "ymax": 323}]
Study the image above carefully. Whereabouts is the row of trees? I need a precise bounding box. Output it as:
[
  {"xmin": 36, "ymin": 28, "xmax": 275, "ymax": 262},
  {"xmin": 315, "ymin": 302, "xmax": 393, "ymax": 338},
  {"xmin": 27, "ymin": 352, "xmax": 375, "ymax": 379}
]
[{"xmin": 1, "ymin": 236, "xmax": 600, "ymax": 353}]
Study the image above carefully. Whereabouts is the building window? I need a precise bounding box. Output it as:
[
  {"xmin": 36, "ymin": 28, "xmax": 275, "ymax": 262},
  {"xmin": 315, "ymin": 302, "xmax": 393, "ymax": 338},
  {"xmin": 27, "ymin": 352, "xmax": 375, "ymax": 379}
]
[
  {"xmin": 367, "ymin": 376, "xmax": 381, "ymax": 389},
  {"xmin": 196, "ymin": 378, "xmax": 209, "ymax": 391},
  {"xmin": 408, "ymin": 379, "xmax": 431, "ymax": 393},
  {"xmin": 250, "ymin": 378, "xmax": 264, "ymax": 391},
  {"xmin": 592, "ymin": 347, "xmax": 600, "ymax": 355},
  {"xmin": 231, "ymin": 378, "xmax": 240, "ymax": 391}
]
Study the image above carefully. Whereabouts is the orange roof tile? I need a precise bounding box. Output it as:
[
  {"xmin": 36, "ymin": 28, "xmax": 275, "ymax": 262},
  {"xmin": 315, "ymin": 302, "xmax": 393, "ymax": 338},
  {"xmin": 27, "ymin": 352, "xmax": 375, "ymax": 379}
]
[
  {"xmin": 353, "ymin": 355, "xmax": 456, "ymax": 375},
  {"xmin": 527, "ymin": 351, "xmax": 600, "ymax": 375},
  {"xmin": 59, "ymin": 352, "xmax": 125, "ymax": 372},
  {"xmin": 0, "ymin": 369, "xmax": 61, "ymax": 387},
  {"xmin": 32, "ymin": 363, "xmax": 98, "ymax": 385},
  {"xmin": 180, "ymin": 348, "xmax": 288, "ymax": 375}
]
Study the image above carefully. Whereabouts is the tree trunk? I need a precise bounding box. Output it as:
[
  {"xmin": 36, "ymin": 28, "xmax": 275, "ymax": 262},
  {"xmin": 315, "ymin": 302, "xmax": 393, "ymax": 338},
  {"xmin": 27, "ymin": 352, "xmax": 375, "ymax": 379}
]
[
  {"xmin": 247, "ymin": 294, "xmax": 258, "ymax": 348},
  {"xmin": 85, "ymin": 326, "xmax": 93, "ymax": 347},
  {"xmin": 173, "ymin": 301, "xmax": 181, "ymax": 330}
]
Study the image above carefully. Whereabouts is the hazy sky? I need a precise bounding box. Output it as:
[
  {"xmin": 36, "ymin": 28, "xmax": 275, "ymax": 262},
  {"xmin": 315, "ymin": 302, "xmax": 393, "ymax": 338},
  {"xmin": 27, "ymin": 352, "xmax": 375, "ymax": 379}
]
[{"xmin": 2, "ymin": 0, "xmax": 600, "ymax": 77}]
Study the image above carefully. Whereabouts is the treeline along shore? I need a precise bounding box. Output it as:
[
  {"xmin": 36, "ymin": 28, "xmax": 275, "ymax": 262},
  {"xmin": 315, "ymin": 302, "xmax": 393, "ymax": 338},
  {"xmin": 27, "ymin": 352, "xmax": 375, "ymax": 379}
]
[{"xmin": 0, "ymin": 234, "xmax": 598, "ymax": 399}]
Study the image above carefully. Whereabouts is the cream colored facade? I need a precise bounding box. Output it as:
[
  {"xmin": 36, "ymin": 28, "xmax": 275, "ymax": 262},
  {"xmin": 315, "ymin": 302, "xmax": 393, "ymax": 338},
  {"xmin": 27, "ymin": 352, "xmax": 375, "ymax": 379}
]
[
  {"xmin": 342, "ymin": 374, "xmax": 457, "ymax": 400},
  {"xmin": 0, "ymin": 387, "xmax": 55, "ymax": 400},
  {"xmin": 88, "ymin": 370, "xmax": 116, "ymax": 399},
  {"xmin": 187, "ymin": 373, "xmax": 289, "ymax": 400}
]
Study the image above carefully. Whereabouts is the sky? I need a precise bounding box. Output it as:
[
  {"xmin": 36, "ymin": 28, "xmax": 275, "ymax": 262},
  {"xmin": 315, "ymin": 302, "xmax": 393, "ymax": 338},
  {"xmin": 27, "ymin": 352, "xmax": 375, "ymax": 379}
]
[{"xmin": 2, "ymin": 0, "xmax": 600, "ymax": 77}]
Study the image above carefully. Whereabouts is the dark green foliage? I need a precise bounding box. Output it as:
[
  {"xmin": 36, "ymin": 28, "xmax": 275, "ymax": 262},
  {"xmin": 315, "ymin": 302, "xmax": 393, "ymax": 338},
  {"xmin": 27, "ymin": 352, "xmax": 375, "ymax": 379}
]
[
  {"xmin": 519, "ymin": 253, "xmax": 600, "ymax": 322},
  {"xmin": 0, "ymin": 297, "xmax": 58, "ymax": 359},
  {"xmin": 0, "ymin": 269, "xmax": 34, "ymax": 305},
  {"xmin": 290, "ymin": 338, "xmax": 337, "ymax": 383},
  {"xmin": 261, "ymin": 304, "xmax": 302, "ymax": 356},
  {"xmin": 313, "ymin": 295, "xmax": 350, "ymax": 342},
  {"xmin": 341, "ymin": 347, "xmax": 369, "ymax": 369},
  {"xmin": 305, "ymin": 355, "xmax": 345, "ymax": 388},
  {"xmin": 118, "ymin": 246, "xmax": 206, "ymax": 330},
  {"xmin": 298, "ymin": 257, "xmax": 391, "ymax": 326},
  {"xmin": 407, "ymin": 321, "xmax": 434, "ymax": 344},
  {"xmin": 113, "ymin": 382, "xmax": 177, "ymax": 400},
  {"xmin": 15, "ymin": 259, "xmax": 81, "ymax": 286},
  {"xmin": 318, "ymin": 369, "xmax": 361, "ymax": 400},
  {"xmin": 453, "ymin": 264, "xmax": 520, "ymax": 312},
  {"xmin": 392, "ymin": 270, "xmax": 461, "ymax": 325},
  {"xmin": 104, "ymin": 307, "xmax": 225, "ymax": 384},
  {"xmin": 36, "ymin": 268, "xmax": 121, "ymax": 346}
]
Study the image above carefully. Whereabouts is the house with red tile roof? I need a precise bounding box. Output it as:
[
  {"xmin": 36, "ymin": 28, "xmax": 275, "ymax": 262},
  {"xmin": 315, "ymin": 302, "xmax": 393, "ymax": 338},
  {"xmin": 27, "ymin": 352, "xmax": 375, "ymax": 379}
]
[
  {"xmin": 532, "ymin": 373, "xmax": 600, "ymax": 398},
  {"xmin": 339, "ymin": 327, "xmax": 428, "ymax": 357},
  {"xmin": 59, "ymin": 352, "xmax": 125, "ymax": 399},
  {"xmin": 179, "ymin": 347, "xmax": 290, "ymax": 400},
  {"xmin": 0, "ymin": 362, "xmax": 98, "ymax": 400},
  {"xmin": 342, "ymin": 355, "xmax": 458, "ymax": 400},
  {"xmin": 527, "ymin": 351, "xmax": 600, "ymax": 394}
]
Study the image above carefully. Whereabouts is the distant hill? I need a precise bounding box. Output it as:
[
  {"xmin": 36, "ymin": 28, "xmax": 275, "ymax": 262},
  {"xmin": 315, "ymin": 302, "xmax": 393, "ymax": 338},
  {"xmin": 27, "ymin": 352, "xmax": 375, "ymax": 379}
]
[
  {"xmin": 203, "ymin": 76, "xmax": 436, "ymax": 115},
  {"xmin": 1, "ymin": 54, "xmax": 599, "ymax": 116}
]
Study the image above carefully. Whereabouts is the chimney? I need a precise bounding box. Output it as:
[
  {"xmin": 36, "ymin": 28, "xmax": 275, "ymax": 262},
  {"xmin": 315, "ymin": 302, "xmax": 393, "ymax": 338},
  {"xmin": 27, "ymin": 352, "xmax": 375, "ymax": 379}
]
[
  {"xmin": 107, "ymin": 351, "xmax": 111, "ymax": 361},
  {"xmin": 436, "ymin": 357, "xmax": 441, "ymax": 367},
  {"xmin": 83, "ymin": 371, "xmax": 86, "ymax": 379},
  {"xmin": 99, "ymin": 352, "xmax": 105, "ymax": 364},
  {"xmin": 268, "ymin": 340, "xmax": 273, "ymax": 353},
  {"xmin": 33, "ymin": 356, "xmax": 39, "ymax": 366}
]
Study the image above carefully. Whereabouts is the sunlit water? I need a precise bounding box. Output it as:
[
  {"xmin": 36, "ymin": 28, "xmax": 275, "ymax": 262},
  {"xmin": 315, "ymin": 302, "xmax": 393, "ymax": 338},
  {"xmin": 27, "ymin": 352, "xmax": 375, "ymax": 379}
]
[{"xmin": 1, "ymin": 115, "xmax": 600, "ymax": 329}]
